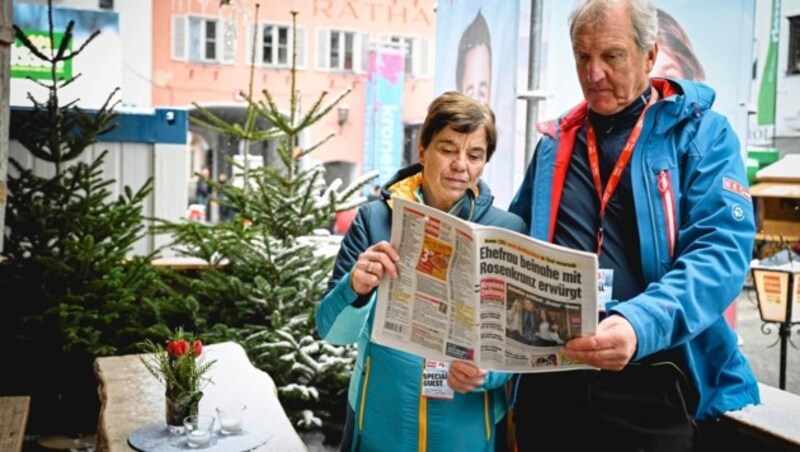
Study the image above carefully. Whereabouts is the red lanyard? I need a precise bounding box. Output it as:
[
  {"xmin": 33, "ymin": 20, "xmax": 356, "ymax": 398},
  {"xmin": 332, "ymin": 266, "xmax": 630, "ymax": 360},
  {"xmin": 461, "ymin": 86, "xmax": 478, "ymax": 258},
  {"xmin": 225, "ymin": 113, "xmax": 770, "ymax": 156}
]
[{"xmin": 586, "ymin": 88, "xmax": 658, "ymax": 255}]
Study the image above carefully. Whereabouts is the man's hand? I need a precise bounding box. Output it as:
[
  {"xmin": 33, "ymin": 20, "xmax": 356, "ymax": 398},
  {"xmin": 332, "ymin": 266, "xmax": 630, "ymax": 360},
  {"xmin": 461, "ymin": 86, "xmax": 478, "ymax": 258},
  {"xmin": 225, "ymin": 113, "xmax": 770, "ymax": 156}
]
[
  {"xmin": 447, "ymin": 361, "xmax": 487, "ymax": 393},
  {"xmin": 562, "ymin": 315, "xmax": 637, "ymax": 371}
]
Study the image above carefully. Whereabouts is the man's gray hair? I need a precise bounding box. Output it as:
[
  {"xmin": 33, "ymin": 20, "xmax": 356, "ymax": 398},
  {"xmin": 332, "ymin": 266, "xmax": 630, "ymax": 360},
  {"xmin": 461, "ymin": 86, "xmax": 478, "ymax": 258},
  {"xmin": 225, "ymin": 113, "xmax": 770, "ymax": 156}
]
[{"xmin": 568, "ymin": 0, "xmax": 658, "ymax": 52}]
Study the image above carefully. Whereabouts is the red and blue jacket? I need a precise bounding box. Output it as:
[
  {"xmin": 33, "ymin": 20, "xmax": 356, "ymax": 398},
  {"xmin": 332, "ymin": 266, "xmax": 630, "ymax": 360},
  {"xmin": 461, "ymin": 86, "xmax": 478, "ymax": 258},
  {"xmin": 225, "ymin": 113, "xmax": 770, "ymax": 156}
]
[{"xmin": 509, "ymin": 78, "xmax": 759, "ymax": 420}]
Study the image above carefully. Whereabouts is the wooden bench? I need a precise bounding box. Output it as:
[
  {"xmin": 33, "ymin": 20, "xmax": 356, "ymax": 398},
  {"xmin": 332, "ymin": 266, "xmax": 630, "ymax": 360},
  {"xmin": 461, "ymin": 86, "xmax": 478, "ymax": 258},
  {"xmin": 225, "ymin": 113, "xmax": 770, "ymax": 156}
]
[
  {"xmin": 0, "ymin": 396, "xmax": 30, "ymax": 452},
  {"xmin": 719, "ymin": 383, "xmax": 800, "ymax": 451}
]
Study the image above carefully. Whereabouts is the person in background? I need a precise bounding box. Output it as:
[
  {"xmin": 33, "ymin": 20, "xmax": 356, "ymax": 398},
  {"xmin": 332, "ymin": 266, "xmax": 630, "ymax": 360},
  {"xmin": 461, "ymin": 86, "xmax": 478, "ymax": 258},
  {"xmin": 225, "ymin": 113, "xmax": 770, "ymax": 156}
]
[
  {"xmin": 652, "ymin": 7, "xmax": 706, "ymax": 80},
  {"xmin": 456, "ymin": 10, "xmax": 492, "ymax": 105},
  {"xmin": 316, "ymin": 91, "xmax": 526, "ymax": 452},
  {"xmin": 195, "ymin": 166, "xmax": 211, "ymax": 208},
  {"xmin": 366, "ymin": 184, "xmax": 382, "ymax": 202},
  {"xmin": 456, "ymin": 0, "xmax": 759, "ymax": 450}
]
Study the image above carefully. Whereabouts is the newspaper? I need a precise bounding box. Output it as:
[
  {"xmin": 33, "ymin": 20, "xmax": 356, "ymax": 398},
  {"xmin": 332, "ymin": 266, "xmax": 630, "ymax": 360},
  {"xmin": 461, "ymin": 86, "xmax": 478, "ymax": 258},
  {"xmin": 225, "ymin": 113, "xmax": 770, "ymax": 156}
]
[{"xmin": 372, "ymin": 197, "xmax": 600, "ymax": 373}]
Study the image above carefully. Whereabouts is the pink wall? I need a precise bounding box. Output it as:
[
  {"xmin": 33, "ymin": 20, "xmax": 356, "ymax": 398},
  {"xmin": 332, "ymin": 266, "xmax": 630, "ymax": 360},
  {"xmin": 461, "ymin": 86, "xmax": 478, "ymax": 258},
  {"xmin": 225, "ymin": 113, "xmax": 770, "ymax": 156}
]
[{"xmin": 152, "ymin": 0, "xmax": 436, "ymax": 170}]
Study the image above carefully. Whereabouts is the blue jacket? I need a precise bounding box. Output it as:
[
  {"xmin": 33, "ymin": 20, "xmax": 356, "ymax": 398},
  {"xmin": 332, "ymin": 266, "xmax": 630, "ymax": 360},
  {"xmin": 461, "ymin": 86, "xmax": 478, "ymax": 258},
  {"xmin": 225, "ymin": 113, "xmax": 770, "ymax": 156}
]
[
  {"xmin": 509, "ymin": 78, "xmax": 759, "ymax": 420},
  {"xmin": 317, "ymin": 163, "xmax": 526, "ymax": 451}
]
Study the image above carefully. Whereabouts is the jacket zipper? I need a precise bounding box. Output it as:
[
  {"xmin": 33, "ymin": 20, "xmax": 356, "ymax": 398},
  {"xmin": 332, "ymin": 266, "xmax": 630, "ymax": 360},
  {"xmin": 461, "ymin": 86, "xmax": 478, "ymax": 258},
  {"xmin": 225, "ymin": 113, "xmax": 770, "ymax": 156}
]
[{"xmin": 656, "ymin": 170, "xmax": 677, "ymax": 259}]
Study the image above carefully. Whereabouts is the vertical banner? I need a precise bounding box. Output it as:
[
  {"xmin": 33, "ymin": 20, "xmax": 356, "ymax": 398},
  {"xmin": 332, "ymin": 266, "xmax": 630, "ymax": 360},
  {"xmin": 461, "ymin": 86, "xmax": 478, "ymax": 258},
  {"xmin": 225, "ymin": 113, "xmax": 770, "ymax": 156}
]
[
  {"xmin": 751, "ymin": 0, "xmax": 781, "ymax": 145},
  {"xmin": 363, "ymin": 49, "xmax": 405, "ymax": 190},
  {"xmin": 434, "ymin": 0, "xmax": 520, "ymax": 208},
  {"xmin": 11, "ymin": 4, "xmax": 121, "ymax": 109}
]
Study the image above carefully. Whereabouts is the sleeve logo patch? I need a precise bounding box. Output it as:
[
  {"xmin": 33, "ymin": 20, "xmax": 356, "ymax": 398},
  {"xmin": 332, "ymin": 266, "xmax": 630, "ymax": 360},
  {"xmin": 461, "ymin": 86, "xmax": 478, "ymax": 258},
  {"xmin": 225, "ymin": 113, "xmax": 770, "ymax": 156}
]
[{"xmin": 723, "ymin": 177, "xmax": 751, "ymax": 201}]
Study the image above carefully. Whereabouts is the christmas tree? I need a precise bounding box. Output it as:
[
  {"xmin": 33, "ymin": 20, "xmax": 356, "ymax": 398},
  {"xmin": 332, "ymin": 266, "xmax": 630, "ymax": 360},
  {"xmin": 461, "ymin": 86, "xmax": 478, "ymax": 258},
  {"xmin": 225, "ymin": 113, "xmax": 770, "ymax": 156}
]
[
  {"xmin": 1, "ymin": 0, "xmax": 196, "ymax": 436},
  {"xmin": 158, "ymin": 7, "xmax": 376, "ymax": 444}
]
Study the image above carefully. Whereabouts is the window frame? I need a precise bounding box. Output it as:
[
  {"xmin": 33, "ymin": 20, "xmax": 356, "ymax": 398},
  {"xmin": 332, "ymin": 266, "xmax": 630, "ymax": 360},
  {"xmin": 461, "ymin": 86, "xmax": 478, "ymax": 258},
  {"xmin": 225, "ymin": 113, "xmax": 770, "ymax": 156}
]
[
  {"xmin": 250, "ymin": 21, "xmax": 306, "ymax": 69},
  {"xmin": 380, "ymin": 33, "xmax": 432, "ymax": 79},
  {"xmin": 172, "ymin": 15, "xmax": 235, "ymax": 64},
  {"xmin": 316, "ymin": 28, "xmax": 365, "ymax": 73},
  {"xmin": 788, "ymin": 15, "xmax": 800, "ymax": 75}
]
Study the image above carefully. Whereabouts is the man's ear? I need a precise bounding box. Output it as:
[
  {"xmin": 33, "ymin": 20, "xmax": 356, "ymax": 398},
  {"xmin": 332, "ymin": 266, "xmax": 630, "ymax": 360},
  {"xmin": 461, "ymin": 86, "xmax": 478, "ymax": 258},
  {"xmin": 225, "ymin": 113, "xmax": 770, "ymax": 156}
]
[
  {"xmin": 418, "ymin": 142, "xmax": 426, "ymax": 166},
  {"xmin": 645, "ymin": 43, "xmax": 658, "ymax": 73}
]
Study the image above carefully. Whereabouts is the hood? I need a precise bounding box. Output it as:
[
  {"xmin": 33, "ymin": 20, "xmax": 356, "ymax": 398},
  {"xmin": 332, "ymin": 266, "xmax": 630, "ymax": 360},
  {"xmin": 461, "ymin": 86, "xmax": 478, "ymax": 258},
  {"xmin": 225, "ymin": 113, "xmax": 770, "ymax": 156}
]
[
  {"xmin": 649, "ymin": 77, "xmax": 716, "ymax": 135},
  {"xmin": 379, "ymin": 163, "xmax": 496, "ymax": 221}
]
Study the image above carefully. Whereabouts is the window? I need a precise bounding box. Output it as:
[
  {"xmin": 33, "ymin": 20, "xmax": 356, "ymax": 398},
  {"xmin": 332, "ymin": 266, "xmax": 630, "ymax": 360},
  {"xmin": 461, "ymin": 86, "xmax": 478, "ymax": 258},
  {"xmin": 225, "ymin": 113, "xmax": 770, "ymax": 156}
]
[
  {"xmin": 250, "ymin": 23, "xmax": 306, "ymax": 68},
  {"xmin": 789, "ymin": 15, "xmax": 800, "ymax": 75},
  {"xmin": 171, "ymin": 16, "xmax": 235, "ymax": 63},
  {"xmin": 382, "ymin": 34, "xmax": 432, "ymax": 78},
  {"xmin": 316, "ymin": 29, "xmax": 368, "ymax": 72}
]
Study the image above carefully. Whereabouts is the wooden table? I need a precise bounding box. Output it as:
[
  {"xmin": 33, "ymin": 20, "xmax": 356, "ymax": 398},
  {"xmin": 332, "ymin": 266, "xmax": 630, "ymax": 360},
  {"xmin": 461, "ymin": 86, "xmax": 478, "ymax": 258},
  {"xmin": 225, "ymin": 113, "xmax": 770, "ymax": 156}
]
[
  {"xmin": 94, "ymin": 341, "xmax": 306, "ymax": 451},
  {"xmin": 0, "ymin": 396, "xmax": 30, "ymax": 452}
]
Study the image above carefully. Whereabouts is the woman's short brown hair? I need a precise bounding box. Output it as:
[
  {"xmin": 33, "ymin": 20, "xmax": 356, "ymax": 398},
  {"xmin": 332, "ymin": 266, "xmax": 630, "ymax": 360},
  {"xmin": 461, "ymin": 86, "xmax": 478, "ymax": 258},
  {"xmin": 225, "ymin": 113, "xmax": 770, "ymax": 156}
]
[{"xmin": 419, "ymin": 91, "xmax": 498, "ymax": 161}]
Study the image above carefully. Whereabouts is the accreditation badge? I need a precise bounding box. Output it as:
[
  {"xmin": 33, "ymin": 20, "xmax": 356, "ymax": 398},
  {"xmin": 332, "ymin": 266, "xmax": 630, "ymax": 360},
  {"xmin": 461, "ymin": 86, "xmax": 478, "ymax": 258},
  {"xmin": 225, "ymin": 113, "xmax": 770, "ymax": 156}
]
[
  {"xmin": 597, "ymin": 268, "xmax": 614, "ymax": 312},
  {"xmin": 422, "ymin": 360, "xmax": 454, "ymax": 400}
]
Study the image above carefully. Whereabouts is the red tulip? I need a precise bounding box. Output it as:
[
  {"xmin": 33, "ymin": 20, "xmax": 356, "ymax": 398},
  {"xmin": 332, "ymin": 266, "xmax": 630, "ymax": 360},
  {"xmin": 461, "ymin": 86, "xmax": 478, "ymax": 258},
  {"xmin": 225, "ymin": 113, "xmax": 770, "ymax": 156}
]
[
  {"xmin": 166, "ymin": 339, "xmax": 190, "ymax": 357},
  {"xmin": 192, "ymin": 340, "xmax": 203, "ymax": 357}
]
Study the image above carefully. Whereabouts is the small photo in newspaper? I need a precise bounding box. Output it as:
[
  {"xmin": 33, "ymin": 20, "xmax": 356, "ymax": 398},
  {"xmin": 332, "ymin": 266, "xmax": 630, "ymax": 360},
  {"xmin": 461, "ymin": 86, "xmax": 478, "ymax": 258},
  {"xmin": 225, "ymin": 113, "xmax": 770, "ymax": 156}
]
[
  {"xmin": 505, "ymin": 283, "xmax": 581, "ymax": 347},
  {"xmin": 415, "ymin": 235, "xmax": 453, "ymax": 281}
]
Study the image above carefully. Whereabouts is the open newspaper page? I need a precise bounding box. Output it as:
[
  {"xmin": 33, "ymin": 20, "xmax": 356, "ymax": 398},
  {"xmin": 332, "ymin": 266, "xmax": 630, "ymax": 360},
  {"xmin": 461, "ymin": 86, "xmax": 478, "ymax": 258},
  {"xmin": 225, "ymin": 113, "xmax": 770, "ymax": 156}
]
[{"xmin": 372, "ymin": 197, "xmax": 599, "ymax": 372}]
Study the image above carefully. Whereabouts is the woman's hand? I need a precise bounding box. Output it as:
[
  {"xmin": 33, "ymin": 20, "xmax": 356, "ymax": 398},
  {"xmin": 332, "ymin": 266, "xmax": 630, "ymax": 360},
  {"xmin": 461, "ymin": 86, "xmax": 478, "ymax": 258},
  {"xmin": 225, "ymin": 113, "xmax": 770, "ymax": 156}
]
[
  {"xmin": 447, "ymin": 360, "xmax": 487, "ymax": 393},
  {"xmin": 351, "ymin": 241, "xmax": 400, "ymax": 296}
]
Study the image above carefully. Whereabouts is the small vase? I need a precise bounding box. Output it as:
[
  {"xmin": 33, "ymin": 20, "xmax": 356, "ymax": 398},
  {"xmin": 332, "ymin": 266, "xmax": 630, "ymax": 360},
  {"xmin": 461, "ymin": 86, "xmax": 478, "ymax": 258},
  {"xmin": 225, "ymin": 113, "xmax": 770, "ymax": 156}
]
[{"xmin": 165, "ymin": 391, "xmax": 202, "ymax": 434}]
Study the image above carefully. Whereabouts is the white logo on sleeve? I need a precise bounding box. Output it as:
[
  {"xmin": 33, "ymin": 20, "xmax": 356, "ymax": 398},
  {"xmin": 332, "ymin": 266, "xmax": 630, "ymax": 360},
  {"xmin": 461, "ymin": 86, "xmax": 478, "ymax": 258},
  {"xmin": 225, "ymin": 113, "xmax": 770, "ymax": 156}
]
[{"xmin": 731, "ymin": 204, "xmax": 746, "ymax": 221}]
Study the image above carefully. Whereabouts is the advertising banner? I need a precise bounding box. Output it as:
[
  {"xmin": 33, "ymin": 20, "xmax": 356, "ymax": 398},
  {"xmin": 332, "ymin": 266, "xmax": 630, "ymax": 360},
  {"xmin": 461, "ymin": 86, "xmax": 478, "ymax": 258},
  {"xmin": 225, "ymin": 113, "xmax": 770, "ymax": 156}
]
[
  {"xmin": 539, "ymin": 0, "xmax": 756, "ymax": 160},
  {"xmin": 363, "ymin": 49, "xmax": 405, "ymax": 190},
  {"xmin": 11, "ymin": 4, "xmax": 121, "ymax": 109},
  {"xmin": 434, "ymin": 0, "xmax": 520, "ymax": 207}
]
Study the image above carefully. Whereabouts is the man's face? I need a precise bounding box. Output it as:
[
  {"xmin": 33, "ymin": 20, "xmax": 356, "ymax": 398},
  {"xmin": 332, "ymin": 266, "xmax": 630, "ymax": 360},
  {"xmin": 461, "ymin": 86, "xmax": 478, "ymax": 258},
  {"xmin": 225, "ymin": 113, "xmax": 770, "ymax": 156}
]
[
  {"xmin": 418, "ymin": 125, "xmax": 487, "ymax": 212},
  {"xmin": 571, "ymin": 5, "xmax": 656, "ymax": 115},
  {"xmin": 460, "ymin": 44, "xmax": 492, "ymax": 105}
]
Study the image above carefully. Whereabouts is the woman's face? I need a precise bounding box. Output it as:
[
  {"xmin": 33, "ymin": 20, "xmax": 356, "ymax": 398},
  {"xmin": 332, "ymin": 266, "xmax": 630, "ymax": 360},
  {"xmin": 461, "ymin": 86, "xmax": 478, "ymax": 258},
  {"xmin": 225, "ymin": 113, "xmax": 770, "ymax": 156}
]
[
  {"xmin": 418, "ymin": 125, "xmax": 487, "ymax": 212},
  {"xmin": 652, "ymin": 48, "xmax": 684, "ymax": 79}
]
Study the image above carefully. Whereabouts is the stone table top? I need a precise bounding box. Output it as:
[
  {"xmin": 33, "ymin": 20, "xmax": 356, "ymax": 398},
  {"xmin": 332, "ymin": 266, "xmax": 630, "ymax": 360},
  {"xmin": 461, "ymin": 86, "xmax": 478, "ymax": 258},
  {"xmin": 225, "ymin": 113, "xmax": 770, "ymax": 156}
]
[{"xmin": 94, "ymin": 341, "xmax": 306, "ymax": 451}]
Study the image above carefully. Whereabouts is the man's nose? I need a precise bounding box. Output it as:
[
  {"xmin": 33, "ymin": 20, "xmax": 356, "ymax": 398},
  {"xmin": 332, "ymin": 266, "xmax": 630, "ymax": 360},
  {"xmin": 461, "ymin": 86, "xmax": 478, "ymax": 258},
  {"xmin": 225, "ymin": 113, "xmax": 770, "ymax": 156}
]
[{"xmin": 586, "ymin": 60, "xmax": 605, "ymax": 83}]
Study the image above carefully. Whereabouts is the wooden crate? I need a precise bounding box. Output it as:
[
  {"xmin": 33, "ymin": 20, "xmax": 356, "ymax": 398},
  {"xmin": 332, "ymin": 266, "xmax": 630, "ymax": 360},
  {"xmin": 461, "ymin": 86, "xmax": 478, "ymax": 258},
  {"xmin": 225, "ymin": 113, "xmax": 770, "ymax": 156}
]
[{"xmin": 750, "ymin": 182, "xmax": 800, "ymax": 240}]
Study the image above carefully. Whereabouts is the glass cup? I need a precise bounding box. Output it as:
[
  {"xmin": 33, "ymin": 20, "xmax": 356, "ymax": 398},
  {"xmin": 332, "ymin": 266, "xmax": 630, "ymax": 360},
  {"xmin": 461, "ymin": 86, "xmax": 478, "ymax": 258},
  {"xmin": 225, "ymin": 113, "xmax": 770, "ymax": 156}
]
[
  {"xmin": 216, "ymin": 403, "xmax": 247, "ymax": 435},
  {"xmin": 184, "ymin": 414, "xmax": 215, "ymax": 448}
]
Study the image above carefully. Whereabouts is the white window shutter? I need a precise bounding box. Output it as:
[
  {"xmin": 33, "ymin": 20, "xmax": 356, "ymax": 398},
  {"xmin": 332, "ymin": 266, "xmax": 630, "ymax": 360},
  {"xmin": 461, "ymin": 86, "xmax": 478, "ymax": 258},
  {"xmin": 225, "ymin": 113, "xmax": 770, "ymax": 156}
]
[
  {"xmin": 295, "ymin": 28, "xmax": 306, "ymax": 69},
  {"xmin": 359, "ymin": 32, "xmax": 370, "ymax": 73},
  {"xmin": 420, "ymin": 38, "xmax": 431, "ymax": 78},
  {"xmin": 223, "ymin": 19, "xmax": 236, "ymax": 63},
  {"xmin": 245, "ymin": 24, "xmax": 257, "ymax": 66},
  {"xmin": 316, "ymin": 29, "xmax": 329, "ymax": 70},
  {"xmin": 172, "ymin": 16, "xmax": 186, "ymax": 60}
]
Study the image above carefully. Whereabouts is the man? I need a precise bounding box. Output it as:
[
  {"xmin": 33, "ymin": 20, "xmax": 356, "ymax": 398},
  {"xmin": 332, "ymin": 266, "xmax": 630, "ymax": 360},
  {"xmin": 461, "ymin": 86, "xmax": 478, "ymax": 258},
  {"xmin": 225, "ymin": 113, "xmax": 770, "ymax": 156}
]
[
  {"xmin": 456, "ymin": 10, "xmax": 492, "ymax": 105},
  {"xmin": 508, "ymin": 0, "xmax": 759, "ymax": 450}
]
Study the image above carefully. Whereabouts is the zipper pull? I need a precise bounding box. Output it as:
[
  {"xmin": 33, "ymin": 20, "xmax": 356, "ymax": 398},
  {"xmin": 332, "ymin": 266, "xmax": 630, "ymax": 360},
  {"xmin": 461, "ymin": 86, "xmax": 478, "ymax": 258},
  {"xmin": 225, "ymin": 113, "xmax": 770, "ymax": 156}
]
[{"xmin": 657, "ymin": 170, "xmax": 669, "ymax": 194}]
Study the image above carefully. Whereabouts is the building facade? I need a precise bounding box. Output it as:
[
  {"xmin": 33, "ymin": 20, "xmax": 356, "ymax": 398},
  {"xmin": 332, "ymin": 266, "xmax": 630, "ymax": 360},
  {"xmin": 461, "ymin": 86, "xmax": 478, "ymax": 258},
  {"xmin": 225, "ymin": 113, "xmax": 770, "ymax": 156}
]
[{"xmin": 151, "ymin": 0, "xmax": 436, "ymax": 191}]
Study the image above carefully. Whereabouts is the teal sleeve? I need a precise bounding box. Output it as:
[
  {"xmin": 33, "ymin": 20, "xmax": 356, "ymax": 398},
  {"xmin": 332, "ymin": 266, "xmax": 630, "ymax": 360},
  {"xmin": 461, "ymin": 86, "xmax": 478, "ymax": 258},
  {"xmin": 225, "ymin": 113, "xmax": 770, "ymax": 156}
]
[{"xmin": 316, "ymin": 272, "xmax": 375, "ymax": 345}]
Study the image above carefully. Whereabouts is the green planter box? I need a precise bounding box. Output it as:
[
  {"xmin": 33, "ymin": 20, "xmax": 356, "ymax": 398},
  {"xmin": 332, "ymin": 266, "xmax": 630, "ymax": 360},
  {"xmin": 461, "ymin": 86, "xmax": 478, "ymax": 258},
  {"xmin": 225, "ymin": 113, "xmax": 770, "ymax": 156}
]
[{"xmin": 748, "ymin": 148, "xmax": 780, "ymax": 169}]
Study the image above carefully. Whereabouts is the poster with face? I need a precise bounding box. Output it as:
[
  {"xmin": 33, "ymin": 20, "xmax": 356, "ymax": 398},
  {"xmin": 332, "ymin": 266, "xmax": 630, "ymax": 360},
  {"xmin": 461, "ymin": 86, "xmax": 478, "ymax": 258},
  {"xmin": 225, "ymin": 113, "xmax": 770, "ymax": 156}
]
[
  {"xmin": 434, "ymin": 0, "xmax": 521, "ymax": 208},
  {"xmin": 536, "ymin": 0, "xmax": 755, "ymax": 160}
]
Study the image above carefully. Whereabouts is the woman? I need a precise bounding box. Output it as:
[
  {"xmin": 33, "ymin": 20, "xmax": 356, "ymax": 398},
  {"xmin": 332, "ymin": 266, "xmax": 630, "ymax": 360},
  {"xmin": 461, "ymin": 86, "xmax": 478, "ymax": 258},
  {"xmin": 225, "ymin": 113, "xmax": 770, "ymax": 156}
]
[
  {"xmin": 316, "ymin": 92, "xmax": 526, "ymax": 452},
  {"xmin": 653, "ymin": 8, "xmax": 706, "ymax": 81},
  {"xmin": 507, "ymin": 300, "xmax": 524, "ymax": 339}
]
